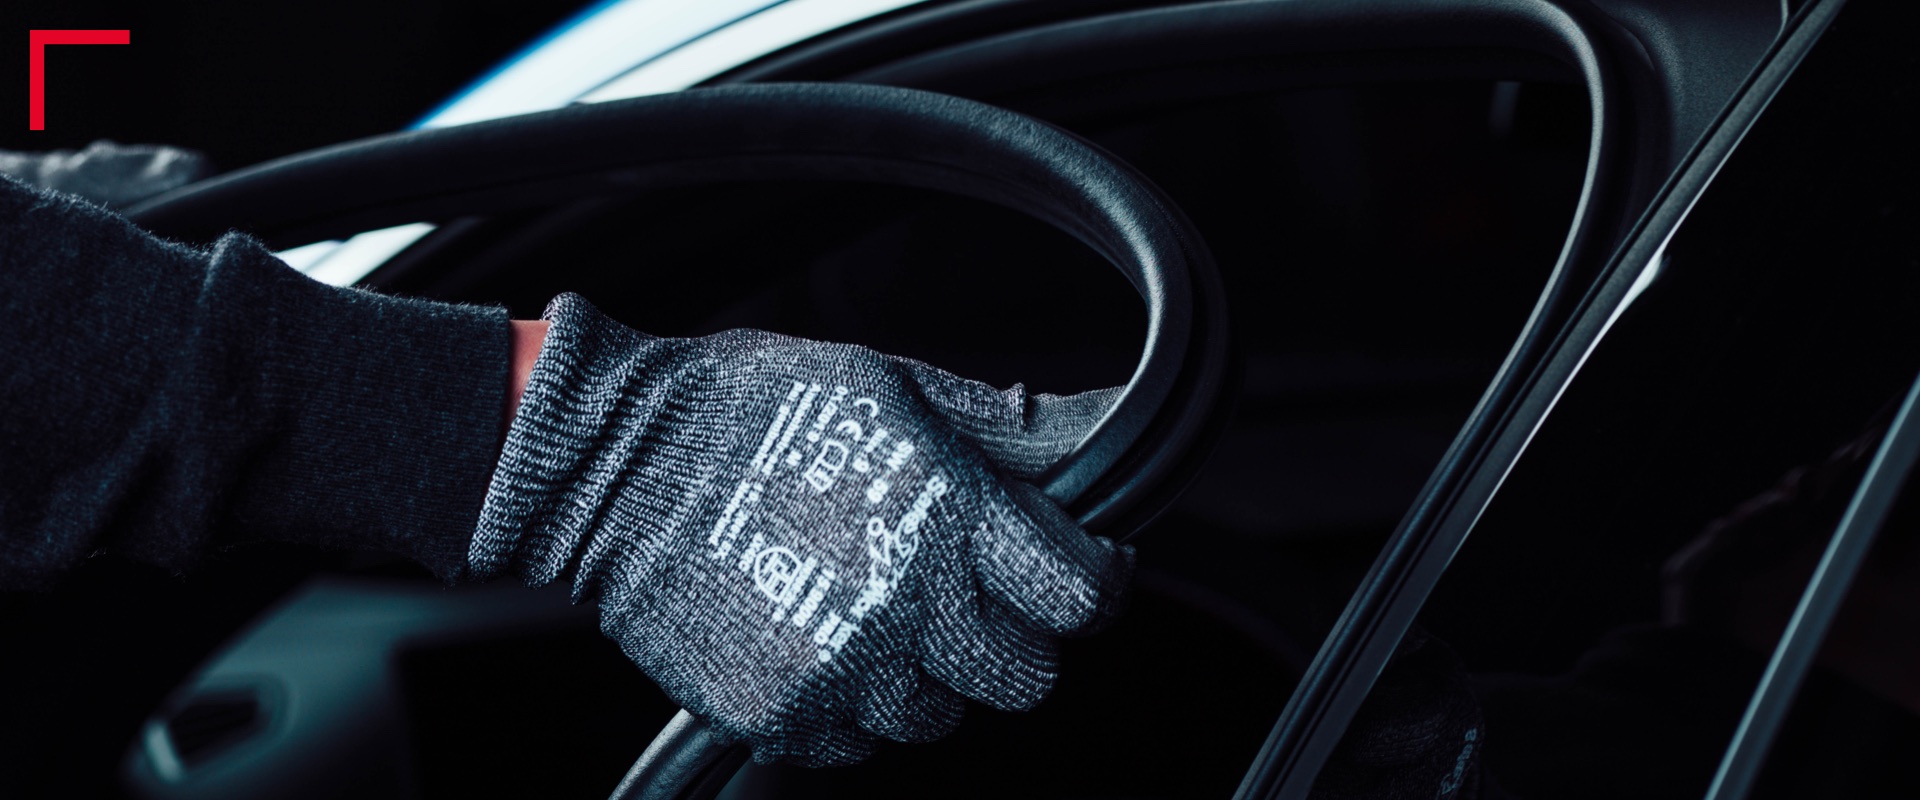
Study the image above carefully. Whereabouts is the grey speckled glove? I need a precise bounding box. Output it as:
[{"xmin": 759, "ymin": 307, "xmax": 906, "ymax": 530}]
[{"xmin": 469, "ymin": 293, "xmax": 1132, "ymax": 766}]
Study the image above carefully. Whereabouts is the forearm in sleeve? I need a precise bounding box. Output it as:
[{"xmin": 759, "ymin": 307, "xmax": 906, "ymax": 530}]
[{"xmin": 0, "ymin": 176, "xmax": 508, "ymax": 590}]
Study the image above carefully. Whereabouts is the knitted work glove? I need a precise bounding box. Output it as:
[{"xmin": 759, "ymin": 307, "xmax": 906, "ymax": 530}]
[
  {"xmin": 469, "ymin": 293, "xmax": 1133, "ymax": 766},
  {"xmin": 1311, "ymin": 628, "xmax": 1486, "ymax": 800}
]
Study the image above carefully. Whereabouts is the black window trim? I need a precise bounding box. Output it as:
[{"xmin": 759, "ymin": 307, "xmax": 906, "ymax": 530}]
[
  {"xmin": 1701, "ymin": 369, "xmax": 1920, "ymax": 800},
  {"xmin": 1242, "ymin": 0, "xmax": 1849, "ymax": 796}
]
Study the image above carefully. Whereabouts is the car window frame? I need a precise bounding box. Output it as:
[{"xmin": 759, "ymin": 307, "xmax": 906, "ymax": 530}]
[{"xmin": 1241, "ymin": 1, "xmax": 1853, "ymax": 797}]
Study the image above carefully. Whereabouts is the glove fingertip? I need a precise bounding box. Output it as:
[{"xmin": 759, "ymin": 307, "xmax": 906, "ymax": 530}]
[
  {"xmin": 1074, "ymin": 538, "xmax": 1136, "ymax": 636},
  {"xmin": 858, "ymin": 663, "xmax": 966, "ymax": 744},
  {"xmin": 922, "ymin": 606, "xmax": 1061, "ymax": 712},
  {"xmin": 974, "ymin": 482, "xmax": 1135, "ymax": 637}
]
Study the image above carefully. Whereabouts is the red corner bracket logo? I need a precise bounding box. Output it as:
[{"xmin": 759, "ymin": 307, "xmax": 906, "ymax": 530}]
[{"xmin": 29, "ymin": 30, "xmax": 131, "ymax": 130}]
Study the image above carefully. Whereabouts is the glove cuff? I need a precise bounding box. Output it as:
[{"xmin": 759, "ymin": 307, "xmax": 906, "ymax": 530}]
[{"xmin": 466, "ymin": 294, "xmax": 723, "ymax": 591}]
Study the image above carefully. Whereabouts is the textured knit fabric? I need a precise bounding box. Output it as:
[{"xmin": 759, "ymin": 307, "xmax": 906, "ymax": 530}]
[
  {"xmin": 472, "ymin": 293, "xmax": 1132, "ymax": 766},
  {"xmin": 0, "ymin": 175, "xmax": 508, "ymax": 589},
  {"xmin": 1312, "ymin": 628, "xmax": 1486, "ymax": 800}
]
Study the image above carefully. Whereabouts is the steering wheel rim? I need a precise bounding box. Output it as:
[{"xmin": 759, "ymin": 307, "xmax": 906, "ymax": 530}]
[{"xmin": 126, "ymin": 82, "xmax": 1231, "ymax": 799}]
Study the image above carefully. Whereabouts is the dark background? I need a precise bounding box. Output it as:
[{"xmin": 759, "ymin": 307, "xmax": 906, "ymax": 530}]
[
  {"xmin": 2, "ymin": 2, "xmax": 600, "ymax": 794},
  {"xmin": 4, "ymin": 0, "xmax": 596, "ymax": 169},
  {"xmin": 2, "ymin": 2, "xmax": 1601, "ymax": 796},
  {"xmin": 11, "ymin": 0, "xmax": 1912, "ymax": 797}
]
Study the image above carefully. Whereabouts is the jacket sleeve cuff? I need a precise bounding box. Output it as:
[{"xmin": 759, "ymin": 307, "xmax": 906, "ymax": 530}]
[{"xmin": 135, "ymin": 233, "xmax": 510, "ymax": 582}]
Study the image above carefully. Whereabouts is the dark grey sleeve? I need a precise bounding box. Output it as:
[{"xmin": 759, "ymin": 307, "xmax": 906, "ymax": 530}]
[{"xmin": 0, "ymin": 176, "xmax": 509, "ymax": 589}]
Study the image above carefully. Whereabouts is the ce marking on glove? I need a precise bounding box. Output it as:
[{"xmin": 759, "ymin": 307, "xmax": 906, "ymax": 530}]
[
  {"xmin": 28, "ymin": 30, "xmax": 131, "ymax": 130},
  {"xmin": 745, "ymin": 379, "xmax": 917, "ymax": 504},
  {"xmin": 708, "ymin": 376, "xmax": 951, "ymax": 662}
]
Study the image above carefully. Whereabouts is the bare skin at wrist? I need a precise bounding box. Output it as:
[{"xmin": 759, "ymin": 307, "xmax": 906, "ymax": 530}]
[{"xmin": 506, "ymin": 319, "xmax": 549, "ymax": 432}]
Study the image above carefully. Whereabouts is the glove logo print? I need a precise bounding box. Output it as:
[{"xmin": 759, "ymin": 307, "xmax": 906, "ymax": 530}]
[
  {"xmin": 707, "ymin": 480, "xmax": 764, "ymax": 561},
  {"xmin": 788, "ymin": 567, "xmax": 837, "ymax": 629},
  {"xmin": 804, "ymin": 441, "xmax": 851, "ymax": 491},
  {"xmin": 714, "ymin": 379, "xmax": 919, "ymax": 563},
  {"xmin": 847, "ymin": 473, "xmax": 948, "ymax": 610},
  {"xmin": 747, "ymin": 542, "xmax": 815, "ymax": 621},
  {"xmin": 477, "ymin": 294, "xmax": 1130, "ymax": 766},
  {"xmin": 707, "ymin": 374, "xmax": 953, "ymax": 663},
  {"xmin": 1436, "ymin": 726, "xmax": 1481, "ymax": 798},
  {"xmin": 749, "ymin": 381, "xmax": 817, "ymax": 475},
  {"xmin": 810, "ymin": 610, "xmax": 857, "ymax": 661}
]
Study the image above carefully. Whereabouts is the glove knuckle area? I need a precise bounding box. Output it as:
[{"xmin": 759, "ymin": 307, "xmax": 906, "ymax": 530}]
[
  {"xmin": 897, "ymin": 361, "xmax": 1068, "ymax": 482},
  {"xmin": 901, "ymin": 358, "xmax": 1020, "ymax": 421}
]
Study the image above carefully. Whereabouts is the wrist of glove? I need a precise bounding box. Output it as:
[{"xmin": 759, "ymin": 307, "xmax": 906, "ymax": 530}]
[{"xmin": 468, "ymin": 293, "xmax": 1133, "ymax": 766}]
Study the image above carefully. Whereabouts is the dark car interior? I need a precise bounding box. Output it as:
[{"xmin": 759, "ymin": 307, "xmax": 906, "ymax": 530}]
[
  {"xmin": 385, "ymin": 76, "xmax": 1585, "ymax": 799},
  {"xmin": 1301, "ymin": 2, "xmax": 1920, "ymax": 798},
  {"xmin": 1379, "ymin": 12, "xmax": 1920, "ymax": 793},
  {"xmin": 7, "ymin": 0, "xmax": 1914, "ymax": 798}
]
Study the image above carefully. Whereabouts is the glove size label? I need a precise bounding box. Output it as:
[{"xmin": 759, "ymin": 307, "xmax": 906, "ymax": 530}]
[{"xmin": 712, "ymin": 377, "xmax": 953, "ymax": 663}]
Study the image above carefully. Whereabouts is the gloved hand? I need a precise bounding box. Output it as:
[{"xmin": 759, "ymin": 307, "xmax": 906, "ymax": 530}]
[
  {"xmin": 1311, "ymin": 628, "xmax": 1486, "ymax": 800},
  {"xmin": 468, "ymin": 293, "xmax": 1133, "ymax": 766}
]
